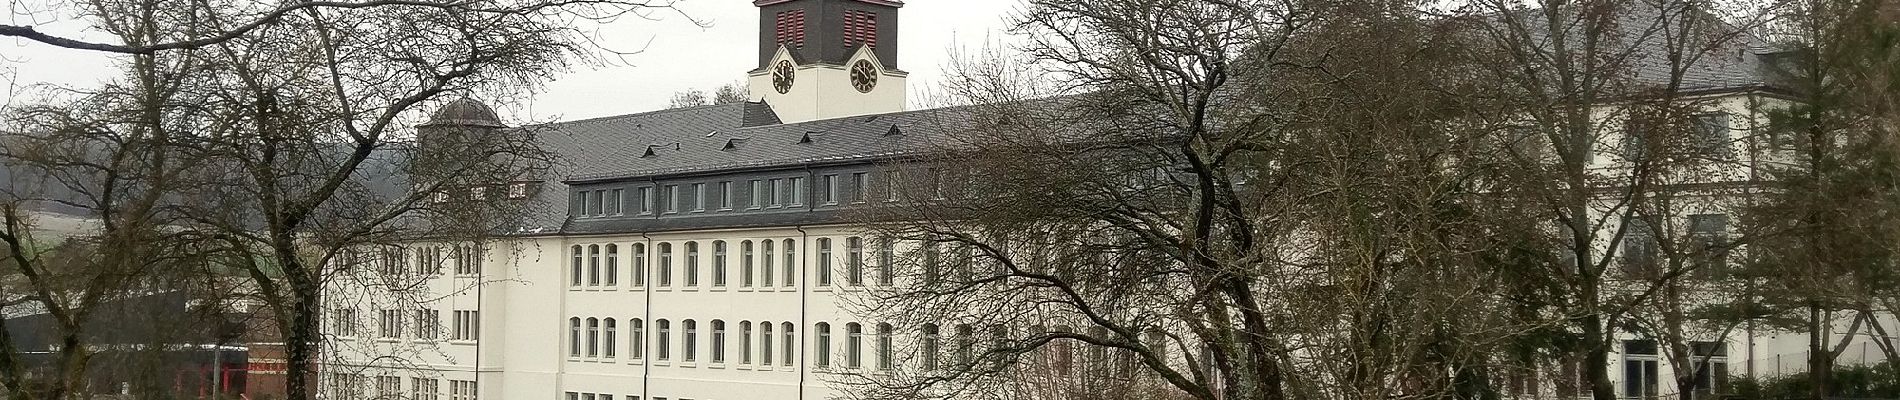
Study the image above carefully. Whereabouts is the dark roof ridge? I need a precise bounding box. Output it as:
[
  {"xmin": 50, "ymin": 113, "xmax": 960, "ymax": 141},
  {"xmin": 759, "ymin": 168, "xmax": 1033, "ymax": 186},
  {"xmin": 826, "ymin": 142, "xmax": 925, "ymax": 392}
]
[{"xmin": 530, "ymin": 101, "xmax": 757, "ymax": 128}]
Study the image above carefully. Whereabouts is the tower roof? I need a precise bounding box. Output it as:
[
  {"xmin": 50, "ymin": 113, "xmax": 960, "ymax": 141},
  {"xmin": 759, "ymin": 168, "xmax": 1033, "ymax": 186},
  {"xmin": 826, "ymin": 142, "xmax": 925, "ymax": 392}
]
[
  {"xmin": 422, "ymin": 98, "xmax": 505, "ymax": 128},
  {"xmin": 753, "ymin": 0, "xmax": 901, "ymax": 6}
]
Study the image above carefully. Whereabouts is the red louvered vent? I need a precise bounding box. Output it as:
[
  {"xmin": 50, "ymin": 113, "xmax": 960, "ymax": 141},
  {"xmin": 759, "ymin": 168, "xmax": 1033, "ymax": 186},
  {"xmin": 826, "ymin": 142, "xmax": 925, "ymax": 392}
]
[
  {"xmin": 775, "ymin": 10, "xmax": 806, "ymax": 48},
  {"xmin": 842, "ymin": 10, "xmax": 877, "ymax": 49}
]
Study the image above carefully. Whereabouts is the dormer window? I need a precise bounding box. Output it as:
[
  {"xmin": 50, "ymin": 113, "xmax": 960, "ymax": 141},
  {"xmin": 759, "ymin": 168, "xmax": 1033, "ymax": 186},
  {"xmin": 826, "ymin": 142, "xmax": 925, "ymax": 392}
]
[{"xmin": 508, "ymin": 183, "xmax": 528, "ymax": 199}]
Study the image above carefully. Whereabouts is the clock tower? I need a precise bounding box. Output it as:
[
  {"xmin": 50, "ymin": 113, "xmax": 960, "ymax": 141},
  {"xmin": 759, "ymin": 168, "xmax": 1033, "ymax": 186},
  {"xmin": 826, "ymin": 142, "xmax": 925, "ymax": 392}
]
[{"xmin": 748, "ymin": 0, "xmax": 908, "ymax": 123}]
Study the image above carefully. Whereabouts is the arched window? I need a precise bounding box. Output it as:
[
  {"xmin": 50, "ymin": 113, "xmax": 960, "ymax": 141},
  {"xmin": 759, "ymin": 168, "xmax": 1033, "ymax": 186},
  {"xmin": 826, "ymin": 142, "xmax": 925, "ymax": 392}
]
[
  {"xmin": 761, "ymin": 321, "xmax": 775, "ymax": 365},
  {"xmin": 713, "ymin": 240, "xmax": 729, "ymax": 287},
  {"xmin": 569, "ymin": 246, "xmax": 583, "ymax": 287},
  {"xmin": 685, "ymin": 241, "xmax": 701, "ymax": 287},
  {"xmin": 782, "ymin": 239, "xmax": 797, "ymax": 286},
  {"xmin": 847, "ymin": 237, "xmax": 864, "ymax": 286},
  {"xmin": 604, "ymin": 318, "xmax": 618, "ymax": 358},
  {"xmin": 921, "ymin": 324, "xmax": 941, "ymax": 370},
  {"xmin": 817, "ymin": 238, "xmax": 833, "ymax": 286},
  {"xmin": 632, "ymin": 243, "xmax": 647, "ymax": 287},
  {"xmin": 684, "ymin": 319, "xmax": 699, "ymax": 362},
  {"xmin": 761, "ymin": 239, "xmax": 776, "ymax": 287},
  {"xmin": 877, "ymin": 323, "xmax": 894, "ymax": 370},
  {"xmin": 741, "ymin": 240, "xmax": 755, "ymax": 287},
  {"xmin": 586, "ymin": 318, "xmax": 600, "ymax": 357},
  {"xmin": 656, "ymin": 319, "xmax": 672, "ymax": 360},
  {"xmin": 782, "ymin": 322, "xmax": 795, "ymax": 366},
  {"xmin": 989, "ymin": 324, "xmax": 1009, "ymax": 369},
  {"xmin": 815, "ymin": 322, "xmax": 832, "ymax": 368},
  {"xmin": 605, "ymin": 244, "xmax": 619, "ymax": 286},
  {"xmin": 846, "ymin": 322, "xmax": 863, "ymax": 368},
  {"xmin": 631, "ymin": 319, "xmax": 645, "ymax": 359},
  {"xmin": 567, "ymin": 317, "xmax": 582, "ymax": 357},
  {"xmin": 741, "ymin": 321, "xmax": 754, "ymax": 364},
  {"xmin": 712, "ymin": 319, "xmax": 727, "ymax": 363},
  {"xmin": 588, "ymin": 245, "xmax": 601, "ymax": 286},
  {"xmin": 658, "ymin": 243, "xmax": 674, "ymax": 287}
]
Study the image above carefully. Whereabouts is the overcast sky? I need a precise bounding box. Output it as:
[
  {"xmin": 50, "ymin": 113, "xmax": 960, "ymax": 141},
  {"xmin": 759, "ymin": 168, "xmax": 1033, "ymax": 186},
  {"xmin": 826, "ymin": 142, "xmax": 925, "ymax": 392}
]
[{"xmin": 2, "ymin": 0, "xmax": 1022, "ymax": 122}]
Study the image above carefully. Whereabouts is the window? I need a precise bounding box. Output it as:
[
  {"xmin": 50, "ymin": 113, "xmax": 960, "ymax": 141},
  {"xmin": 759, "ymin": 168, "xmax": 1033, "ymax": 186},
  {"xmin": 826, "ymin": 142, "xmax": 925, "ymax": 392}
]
[
  {"xmin": 684, "ymin": 319, "xmax": 699, "ymax": 362},
  {"xmin": 928, "ymin": 167, "xmax": 944, "ymax": 199},
  {"xmin": 449, "ymin": 380, "xmax": 476, "ymax": 400},
  {"xmin": 659, "ymin": 243, "xmax": 673, "ymax": 286},
  {"xmin": 762, "ymin": 240, "xmax": 776, "ymax": 287},
  {"xmin": 587, "ymin": 317, "xmax": 601, "ymax": 357},
  {"xmin": 632, "ymin": 243, "xmax": 647, "ymax": 287},
  {"xmin": 817, "ymin": 238, "xmax": 833, "ymax": 286},
  {"xmin": 821, "ymin": 174, "xmax": 838, "ymax": 204},
  {"xmin": 783, "ymin": 239, "xmax": 797, "ymax": 286},
  {"xmin": 924, "ymin": 240, "xmax": 941, "ymax": 286},
  {"xmin": 847, "ymin": 237, "xmax": 864, "ymax": 286},
  {"xmin": 1624, "ymin": 340, "xmax": 1660, "ymax": 400},
  {"xmin": 1691, "ymin": 341, "xmax": 1729, "ymax": 397},
  {"xmin": 878, "ymin": 237, "xmax": 895, "ymax": 286},
  {"xmin": 569, "ymin": 317, "xmax": 583, "ymax": 357},
  {"xmin": 788, "ymin": 177, "xmax": 805, "ymax": 206},
  {"xmin": 685, "ymin": 241, "xmax": 701, "ymax": 287},
  {"xmin": 606, "ymin": 244, "xmax": 619, "ymax": 286},
  {"xmin": 742, "ymin": 240, "xmax": 756, "ymax": 287},
  {"xmin": 718, "ymin": 181, "xmax": 733, "ymax": 210},
  {"xmin": 1691, "ymin": 214, "xmax": 1731, "ymax": 275},
  {"xmin": 757, "ymin": 321, "xmax": 771, "ymax": 365},
  {"xmin": 851, "ymin": 172, "xmax": 868, "ymax": 203},
  {"xmin": 588, "ymin": 245, "xmax": 601, "ymax": 286},
  {"xmin": 782, "ymin": 322, "xmax": 795, "ymax": 366},
  {"xmin": 990, "ymin": 324, "xmax": 1009, "ymax": 369},
  {"xmin": 631, "ymin": 319, "xmax": 645, "ymax": 359},
  {"xmin": 1623, "ymin": 115, "xmax": 1654, "ymax": 161},
  {"xmin": 604, "ymin": 318, "xmax": 618, "ymax": 358},
  {"xmin": 884, "ymin": 169, "xmax": 902, "ymax": 202},
  {"xmin": 955, "ymin": 324, "xmax": 975, "ymax": 366},
  {"xmin": 663, "ymin": 185, "xmax": 679, "ymax": 214},
  {"xmin": 589, "ymin": 190, "xmax": 603, "ymax": 216},
  {"xmin": 377, "ymin": 376, "xmax": 400, "ymax": 398},
  {"xmin": 921, "ymin": 324, "xmax": 941, "ymax": 370},
  {"xmin": 1696, "ymin": 112, "xmax": 1732, "ymax": 158},
  {"xmin": 412, "ymin": 377, "xmax": 439, "ymax": 400},
  {"xmin": 452, "ymin": 310, "xmax": 479, "ymax": 340},
  {"xmin": 637, "ymin": 187, "xmax": 653, "ymax": 215},
  {"xmin": 331, "ymin": 308, "xmax": 356, "ymax": 337},
  {"xmin": 657, "ymin": 319, "xmax": 672, "ymax": 360},
  {"xmin": 769, "ymin": 179, "xmax": 784, "ymax": 207},
  {"xmin": 741, "ymin": 321, "xmax": 754, "ymax": 364},
  {"xmin": 609, "ymin": 189, "xmax": 624, "ymax": 215},
  {"xmin": 1622, "ymin": 218, "xmax": 1658, "ymax": 277},
  {"xmin": 570, "ymin": 245, "xmax": 583, "ymax": 287},
  {"xmin": 713, "ymin": 241, "xmax": 728, "ymax": 287},
  {"xmin": 847, "ymin": 322, "xmax": 863, "ymax": 368},
  {"xmin": 750, "ymin": 180, "xmax": 765, "ymax": 209},
  {"xmin": 454, "ymin": 244, "xmax": 482, "ymax": 275},
  {"xmin": 507, "ymin": 183, "xmax": 528, "ymax": 199},
  {"xmin": 414, "ymin": 309, "xmax": 440, "ymax": 340},
  {"xmin": 692, "ymin": 183, "xmax": 707, "ymax": 211},
  {"xmin": 876, "ymin": 323, "xmax": 894, "ymax": 370},
  {"xmin": 816, "ymin": 322, "xmax": 832, "ymax": 368},
  {"xmin": 712, "ymin": 320, "xmax": 727, "ymax": 363},
  {"xmin": 379, "ymin": 309, "xmax": 404, "ymax": 339}
]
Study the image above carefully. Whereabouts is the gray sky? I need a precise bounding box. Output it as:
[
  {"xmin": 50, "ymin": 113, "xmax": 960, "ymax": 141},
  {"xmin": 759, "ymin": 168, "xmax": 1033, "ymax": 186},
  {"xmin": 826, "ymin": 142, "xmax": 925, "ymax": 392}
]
[{"xmin": 1, "ymin": 0, "xmax": 1021, "ymax": 121}]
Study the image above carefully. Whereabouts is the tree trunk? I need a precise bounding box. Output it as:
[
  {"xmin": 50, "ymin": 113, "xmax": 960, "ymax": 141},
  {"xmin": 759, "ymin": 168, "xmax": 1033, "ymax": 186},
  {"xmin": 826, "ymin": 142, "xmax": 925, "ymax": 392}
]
[{"xmin": 1808, "ymin": 303, "xmax": 1830, "ymax": 400}]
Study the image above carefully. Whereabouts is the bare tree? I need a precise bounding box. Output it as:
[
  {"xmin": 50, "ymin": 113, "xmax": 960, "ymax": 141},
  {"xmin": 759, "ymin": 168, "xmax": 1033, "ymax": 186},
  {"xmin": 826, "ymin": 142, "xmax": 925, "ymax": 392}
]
[{"xmin": 669, "ymin": 81, "xmax": 750, "ymax": 108}]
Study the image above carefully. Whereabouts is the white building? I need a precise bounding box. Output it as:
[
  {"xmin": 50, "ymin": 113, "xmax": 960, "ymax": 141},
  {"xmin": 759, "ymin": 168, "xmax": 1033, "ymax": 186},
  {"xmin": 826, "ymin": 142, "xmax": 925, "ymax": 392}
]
[{"xmin": 316, "ymin": 1, "xmax": 1896, "ymax": 399}]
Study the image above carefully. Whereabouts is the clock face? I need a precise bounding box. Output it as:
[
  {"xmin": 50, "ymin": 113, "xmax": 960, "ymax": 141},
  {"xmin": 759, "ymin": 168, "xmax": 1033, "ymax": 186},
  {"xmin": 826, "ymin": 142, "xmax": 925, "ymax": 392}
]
[
  {"xmin": 771, "ymin": 60, "xmax": 796, "ymax": 94},
  {"xmin": 850, "ymin": 60, "xmax": 878, "ymax": 93}
]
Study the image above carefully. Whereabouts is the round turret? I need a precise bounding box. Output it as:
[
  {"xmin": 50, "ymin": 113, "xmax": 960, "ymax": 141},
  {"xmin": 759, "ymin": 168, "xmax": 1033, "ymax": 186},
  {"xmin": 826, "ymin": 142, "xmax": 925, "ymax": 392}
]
[{"xmin": 421, "ymin": 98, "xmax": 505, "ymax": 128}]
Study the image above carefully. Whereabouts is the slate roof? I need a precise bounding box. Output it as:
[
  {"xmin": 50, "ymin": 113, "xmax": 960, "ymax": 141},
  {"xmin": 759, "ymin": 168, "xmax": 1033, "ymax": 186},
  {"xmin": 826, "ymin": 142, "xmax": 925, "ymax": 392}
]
[{"xmin": 1478, "ymin": 0, "xmax": 1782, "ymax": 94}]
